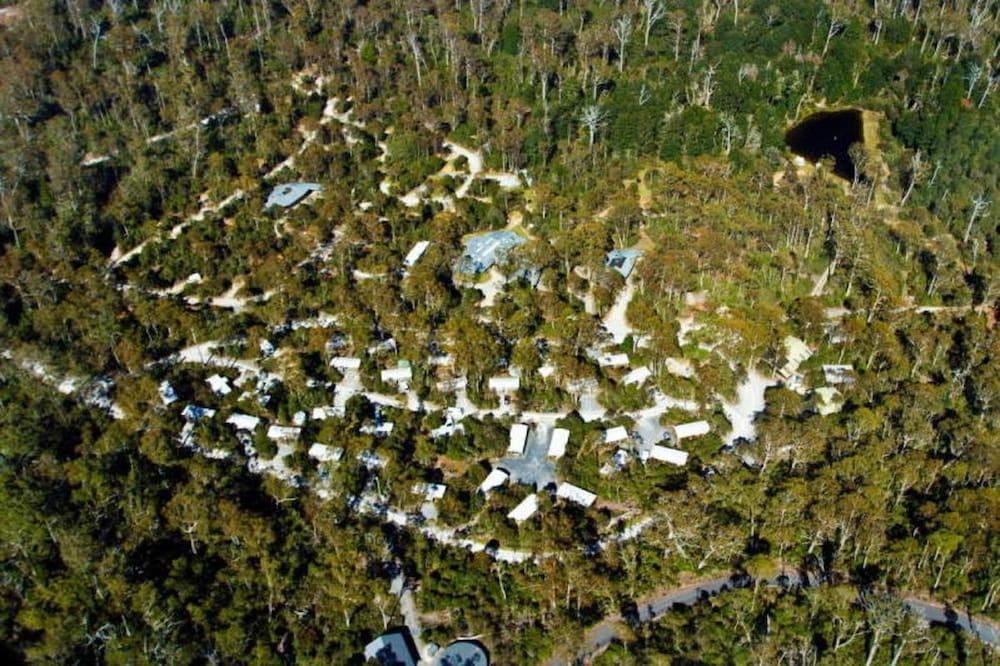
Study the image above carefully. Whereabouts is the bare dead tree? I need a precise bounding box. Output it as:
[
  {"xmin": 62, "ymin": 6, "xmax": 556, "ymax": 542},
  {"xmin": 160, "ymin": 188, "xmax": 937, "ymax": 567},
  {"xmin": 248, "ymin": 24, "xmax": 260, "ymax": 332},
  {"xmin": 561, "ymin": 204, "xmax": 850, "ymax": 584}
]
[
  {"xmin": 406, "ymin": 32, "xmax": 425, "ymax": 87},
  {"xmin": 579, "ymin": 104, "xmax": 607, "ymax": 149},
  {"xmin": 900, "ymin": 150, "xmax": 925, "ymax": 206},
  {"xmin": 612, "ymin": 15, "xmax": 633, "ymax": 72},
  {"xmin": 90, "ymin": 17, "xmax": 105, "ymax": 69},
  {"xmin": 641, "ymin": 0, "xmax": 665, "ymax": 47},
  {"xmin": 822, "ymin": 15, "xmax": 845, "ymax": 58},
  {"xmin": 964, "ymin": 193, "xmax": 989, "ymax": 243},
  {"xmin": 966, "ymin": 62, "xmax": 983, "ymax": 98},
  {"xmin": 979, "ymin": 71, "xmax": 997, "ymax": 108},
  {"xmin": 718, "ymin": 112, "xmax": 740, "ymax": 155},
  {"xmin": 667, "ymin": 10, "xmax": 684, "ymax": 61}
]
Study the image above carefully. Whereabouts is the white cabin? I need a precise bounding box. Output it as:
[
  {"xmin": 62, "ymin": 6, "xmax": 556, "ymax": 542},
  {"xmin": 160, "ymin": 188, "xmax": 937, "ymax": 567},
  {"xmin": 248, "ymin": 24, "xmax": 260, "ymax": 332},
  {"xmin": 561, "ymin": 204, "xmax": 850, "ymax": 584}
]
[
  {"xmin": 556, "ymin": 482, "xmax": 597, "ymax": 507},
  {"xmin": 547, "ymin": 428, "xmax": 570, "ymax": 458},
  {"xmin": 650, "ymin": 445, "xmax": 689, "ymax": 466},
  {"xmin": 605, "ymin": 425, "xmax": 629, "ymax": 444},
  {"xmin": 507, "ymin": 494, "xmax": 539, "ymax": 523},
  {"xmin": 508, "ymin": 423, "xmax": 529, "ymax": 455}
]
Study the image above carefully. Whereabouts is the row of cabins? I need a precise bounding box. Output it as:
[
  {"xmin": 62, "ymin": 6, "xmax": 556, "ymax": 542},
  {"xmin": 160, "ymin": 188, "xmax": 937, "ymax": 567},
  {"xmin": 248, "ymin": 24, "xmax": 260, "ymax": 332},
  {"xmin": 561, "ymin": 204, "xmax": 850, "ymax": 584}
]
[
  {"xmin": 502, "ymin": 482, "xmax": 599, "ymax": 524},
  {"xmin": 505, "ymin": 423, "xmax": 571, "ymax": 458},
  {"xmin": 455, "ymin": 230, "xmax": 644, "ymax": 282},
  {"xmin": 265, "ymin": 182, "xmax": 643, "ymax": 290},
  {"xmin": 482, "ymin": 418, "xmax": 711, "ymax": 522}
]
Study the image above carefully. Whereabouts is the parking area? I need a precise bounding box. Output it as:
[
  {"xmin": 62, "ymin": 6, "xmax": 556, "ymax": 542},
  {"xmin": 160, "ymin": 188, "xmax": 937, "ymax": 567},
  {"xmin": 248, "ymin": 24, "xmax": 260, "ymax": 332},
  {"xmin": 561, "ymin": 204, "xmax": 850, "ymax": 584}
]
[{"xmin": 499, "ymin": 422, "xmax": 556, "ymax": 490}]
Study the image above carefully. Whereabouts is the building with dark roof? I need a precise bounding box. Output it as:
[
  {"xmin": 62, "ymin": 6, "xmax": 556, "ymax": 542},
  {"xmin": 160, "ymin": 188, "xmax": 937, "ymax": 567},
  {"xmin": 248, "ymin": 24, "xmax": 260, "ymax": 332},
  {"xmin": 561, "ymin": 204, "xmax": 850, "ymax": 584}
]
[
  {"xmin": 455, "ymin": 231, "xmax": 526, "ymax": 274},
  {"xmin": 264, "ymin": 182, "xmax": 323, "ymax": 209},
  {"xmin": 437, "ymin": 640, "xmax": 490, "ymax": 666},
  {"xmin": 605, "ymin": 249, "xmax": 642, "ymax": 278},
  {"xmin": 363, "ymin": 628, "xmax": 419, "ymax": 666}
]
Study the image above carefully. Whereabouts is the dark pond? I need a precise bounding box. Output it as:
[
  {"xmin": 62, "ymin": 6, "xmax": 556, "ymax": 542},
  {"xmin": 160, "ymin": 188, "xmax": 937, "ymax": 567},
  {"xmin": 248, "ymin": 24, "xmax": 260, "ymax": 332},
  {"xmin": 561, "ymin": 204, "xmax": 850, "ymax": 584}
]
[{"xmin": 785, "ymin": 109, "xmax": 864, "ymax": 180}]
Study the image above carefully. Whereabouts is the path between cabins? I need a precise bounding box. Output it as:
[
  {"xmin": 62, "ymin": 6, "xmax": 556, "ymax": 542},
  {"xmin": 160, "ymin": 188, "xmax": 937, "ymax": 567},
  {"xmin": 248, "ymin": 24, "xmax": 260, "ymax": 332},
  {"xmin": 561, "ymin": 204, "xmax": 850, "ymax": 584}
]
[
  {"xmin": 108, "ymin": 189, "xmax": 246, "ymax": 268},
  {"xmin": 811, "ymin": 256, "xmax": 837, "ymax": 297},
  {"xmin": 543, "ymin": 572, "xmax": 735, "ymax": 666},
  {"xmin": 603, "ymin": 276, "xmax": 636, "ymax": 345},
  {"xmin": 826, "ymin": 302, "xmax": 995, "ymax": 320},
  {"xmin": 82, "ymin": 107, "xmax": 235, "ymax": 167}
]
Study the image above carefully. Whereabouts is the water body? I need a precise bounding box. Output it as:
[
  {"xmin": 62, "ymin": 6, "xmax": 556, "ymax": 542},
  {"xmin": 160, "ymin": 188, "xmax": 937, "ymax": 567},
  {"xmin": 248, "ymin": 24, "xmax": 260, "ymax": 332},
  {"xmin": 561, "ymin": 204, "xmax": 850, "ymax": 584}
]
[{"xmin": 786, "ymin": 109, "xmax": 864, "ymax": 180}]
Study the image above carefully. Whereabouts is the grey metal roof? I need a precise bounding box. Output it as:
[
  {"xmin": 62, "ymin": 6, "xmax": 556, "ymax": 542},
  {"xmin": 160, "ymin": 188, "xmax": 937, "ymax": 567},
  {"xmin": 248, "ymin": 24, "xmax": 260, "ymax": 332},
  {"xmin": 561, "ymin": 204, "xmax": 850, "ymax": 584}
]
[
  {"xmin": 363, "ymin": 630, "xmax": 419, "ymax": 666},
  {"xmin": 605, "ymin": 249, "xmax": 643, "ymax": 278},
  {"xmin": 438, "ymin": 640, "xmax": 490, "ymax": 666},
  {"xmin": 264, "ymin": 182, "xmax": 323, "ymax": 209},
  {"xmin": 455, "ymin": 231, "xmax": 526, "ymax": 274}
]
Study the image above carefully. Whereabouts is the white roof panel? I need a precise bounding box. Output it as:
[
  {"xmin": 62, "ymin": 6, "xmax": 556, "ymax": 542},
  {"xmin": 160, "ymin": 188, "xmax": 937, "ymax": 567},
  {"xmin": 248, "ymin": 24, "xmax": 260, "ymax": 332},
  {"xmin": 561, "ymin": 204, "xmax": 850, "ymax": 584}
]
[
  {"xmin": 357, "ymin": 450, "xmax": 385, "ymax": 469},
  {"xmin": 784, "ymin": 336, "xmax": 812, "ymax": 364},
  {"xmin": 508, "ymin": 423, "xmax": 529, "ymax": 455},
  {"xmin": 605, "ymin": 426, "xmax": 629, "ymax": 444},
  {"xmin": 206, "ymin": 374, "xmax": 232, "ymax": 396},
  {"xmin": 547, "ymin": 428, "xmax": 570, "ymax": 458},
  {"xmin": 361, "ymin": 422, "xmax": 395, "ymax": 436},
  {"xmin": 556, "ymin": 482, "xmax": 597, "ymax": 507},
  {"xmin": 489, "ymin": 375, "xmax": 520, "ymax": 392},
  {"xmin": 507, "ymin": 494, "xmax": 539, "ymax": 522},
  {"xmin": 673, "ymin": 420, "xmax": 710, "ymax": 439},
  {"xmin": 650, "ymin": 445, "xmax": 689, "ymax": 466},
  {"xmin": 267, "ymin": 425, "xmax": 301, "ymax": 441},
  {"xmin": 225, "ymin": 413, "xmax": 261, "ymax": 431},
  {"xmin": 477, "ymin": 468, "xmax": 509, "ymax": 494},
  {"xmin": 330, "ymin": 357, "xmax": 362, "ymax": 370},
  {"xmin": 308, "ymin": 443, "xmax": 344, "ymax": 462},
  {"xmin": 381, "ymin": 367, "xmax": 413, "ymax": 382},
  {"xmin": 403, "ymin": 240, "xmax": 431, "ymax": 268},
  {"xmin": 622, "ymin": 366, "xmax": 652, "ymax": 386},
  {"xmin": 159, "ymin": 381, "xmax": 178, "ymax": 405},
  {"xmin": 311, "ymin": 406, "xmax": 336, "ymax": 420},
  {"xmin": 265, "ymin": 182, "xmax": 322, "ymax": 209},
  {"xmin": 598, "ymin": 353, "xmax": 630, "ymax": 368}
]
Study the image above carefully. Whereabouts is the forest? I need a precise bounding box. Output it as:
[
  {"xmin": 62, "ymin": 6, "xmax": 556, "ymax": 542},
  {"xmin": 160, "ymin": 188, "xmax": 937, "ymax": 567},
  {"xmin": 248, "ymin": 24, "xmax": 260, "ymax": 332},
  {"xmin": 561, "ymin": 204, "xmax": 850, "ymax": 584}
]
[{"xmin": 0, "ymin": 0, "xmax": 998, "ymax": 663}]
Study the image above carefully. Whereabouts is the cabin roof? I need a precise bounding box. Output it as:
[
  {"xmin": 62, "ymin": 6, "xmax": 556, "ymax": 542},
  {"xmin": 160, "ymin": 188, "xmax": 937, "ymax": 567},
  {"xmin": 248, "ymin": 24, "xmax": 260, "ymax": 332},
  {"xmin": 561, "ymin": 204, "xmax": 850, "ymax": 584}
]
[
  {"xmin": 673, "ymin": 420, "xmax": 710, "ymax": 439},
  {"xmin": 605, "ymin": 425, "xmax": 629, "ymax": 444},
  {"xmin": 226, "ymin": 413, "xmax": 261, "ymax": 431},
  {"xmin": 267, "ymin": 425, "xmax": 301, "ymax": 441},
  {"xmin": 650, "ymin": 445, "xmax": 689, "ymax": 466},
  {"xmin": 455, "ymin": 231, "xmax": 526, "ymax": 274},
  {"xmin": 606, "ymin": 249, "xmax": 643, "ymax": 278},
  {"xmin": 547, "ymin": 428, "xmax": 570, "ymax": 458},
  {"xmin": 622, "ymin": 366, "xmax": 652, "ymax": 386},
  {"xmin": 403, "ymin": 240, "xmax": 431, "ymax": 268},
  {"xmin": 508, "ymin": 423, "xmax": 529, "ymax": 455},
  {"xmin": 556, "ymin": 482, "xmax": 597, "ymax": 507},
  {"xmin": 264, "ymin": 182, "xmax": 322, "ymax": 209},
  {"xmin": 308, "ymin": 443, "xmax": 344, "ymax": 462},
  {"xmin": 381, "ymin": 366, "xmax": 413, "ymax": 382},
  {"xmin": 477, "ymin": 468, "xmax": 509, "ymax": 494},
  {"xmin": 438, "ymin": 640, "xmax": 490, "ymax": 666},
  {"xmin": 488, "ymin": 375, "xmax": 520, "ymax": 392},
  {"xmin": 507, "ymin": 493, "xmax": 539, "ymax": 522},
  {"xmin": 363, "ymin": 629, "xmax": 419, "ymax": 666}
]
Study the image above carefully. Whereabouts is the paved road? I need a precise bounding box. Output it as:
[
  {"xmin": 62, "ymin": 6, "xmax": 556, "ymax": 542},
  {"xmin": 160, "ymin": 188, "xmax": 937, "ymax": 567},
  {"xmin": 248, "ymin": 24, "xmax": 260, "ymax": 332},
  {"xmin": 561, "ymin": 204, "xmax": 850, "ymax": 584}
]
[
  {"xmin": 904, "ymin": 598, "xmax": 1000, "ymax": 648},
  {"xmin": 550, "ymin": 572, "xmax": 1000, "ymax": 665}
]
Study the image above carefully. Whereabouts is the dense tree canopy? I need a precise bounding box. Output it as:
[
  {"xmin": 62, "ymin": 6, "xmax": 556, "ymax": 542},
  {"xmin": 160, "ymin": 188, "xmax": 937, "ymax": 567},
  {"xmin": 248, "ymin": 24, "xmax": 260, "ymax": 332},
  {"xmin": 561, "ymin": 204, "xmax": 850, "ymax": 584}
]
[{"xmin": 1, "ymin": 0, "xmax": 998, "ymax": 662}]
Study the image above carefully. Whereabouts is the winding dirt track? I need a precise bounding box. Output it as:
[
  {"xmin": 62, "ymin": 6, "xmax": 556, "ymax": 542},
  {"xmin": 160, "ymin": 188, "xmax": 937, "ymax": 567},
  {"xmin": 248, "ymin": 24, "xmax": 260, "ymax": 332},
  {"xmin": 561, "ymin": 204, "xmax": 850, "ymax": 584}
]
[{"xmin": 545, "ymin": 571, "xmax": 1000, "ymax": 665}]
